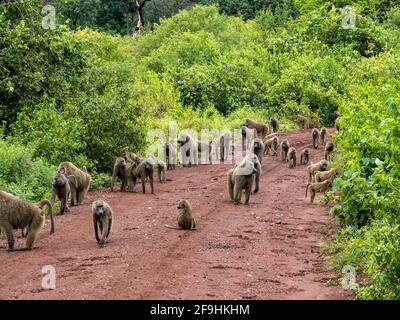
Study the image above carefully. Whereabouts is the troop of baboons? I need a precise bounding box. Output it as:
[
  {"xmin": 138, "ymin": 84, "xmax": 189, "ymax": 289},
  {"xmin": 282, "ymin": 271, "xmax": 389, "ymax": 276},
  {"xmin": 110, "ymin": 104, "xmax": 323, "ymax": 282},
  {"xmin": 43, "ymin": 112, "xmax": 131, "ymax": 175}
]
[{"xmin": 0, "ymin": 114, "xmax": 339, "ymax": 252}]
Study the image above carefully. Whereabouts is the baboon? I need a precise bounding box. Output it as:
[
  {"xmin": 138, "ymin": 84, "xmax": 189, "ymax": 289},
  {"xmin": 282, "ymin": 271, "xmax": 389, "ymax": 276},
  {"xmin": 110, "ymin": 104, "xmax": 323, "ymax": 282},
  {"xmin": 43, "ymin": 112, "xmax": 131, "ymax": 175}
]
[
  {"xmin": 314, "ymin": 168, "xmax": 339, "ymax": 183},
  {"xmin": 243, "ymin": 119, "xmax": 269, "ymax": 138},
  {"xmin": 333, "ymin": 111, "xmax": 340, "ymax": 131},
  {"xmin": 288, "ymin": 147, "xmax": 297, "ymax": 168},
  {"xmin": 111, "ymin": 157, "xmax": 126, "ymax": 191},
  {"xmin": 307, "ymin": 160, "xmax": 329, "ymax": 183},
  {"xmin": 156, "ymin": 160, "xmax": 167, "ymax": 183},
  {"xmin": 215, "ymin": 131, "xmax": 233, "ymax": 163},
  {"xmin": 58, "ymin": 162, "xmax": 91, "ymax": 206},
  {"xmin": 164, "ymin": 199, "xmax": 196, "ymax": 230},
  {"xmin": 269, "ymin": 117, "xmax": 279, "ymax": 133},
  {"xmin": 312, "ymin": 128, "xmax": 319, "ymax": 149},
  {"xmin": 92, "ymin": 200, "xmax": 113, "ymax": 246},
  {"xmin": 320, "ymin": 127, "xmax": 328, "ymax": 145},
  {"xmin": 306, "ymin": 180, "xmax": 332, "ymax": 204},
  {"xmin": 300, "ymin": 148, "xmax": 310, "ymax": 165},
  {"xmin": 0, "ymin": 191, "xmax": 55, "ymax": 251},
  {"xmin": 250, "ymin": 134, "xmax": 265, "ymax": 165},
  {"xmin": 177, "ymin": 133, "xmax": 212, "ymax": 166},
  {"xmin": 241, "ymin": 126, "xmax": 254, "ymax": 150},
  {"xmin": 324, "ymin": 142, "xmax": 335, "ymax": 161},
  {"xmin": 263, "ymin": 136, "xmax": 278, "ymax": 156},
  {"xmin": 121, "ymin": 156, "xmax": 141, "ymax": 191},
  {"xmin": 295, "ymin": 115, "xmax": 310, "ymax": 129},
  {"xmin": 128, "ymin": 158, "xmax": 154, "ymax": 194},
  {"xmin": 163, "ymin": 141, "xmax": 177, "ymax": 170},
  {"xmin": 280, "ymin": 139, "xmax": 290, "ymax": 162},
  {"xmin": 50, "ymin": 167, "xmax": 71, "ymax": 215},
  {"xmin": 227, "ymin": 154, "xmax": 257, "ymax": 205}
]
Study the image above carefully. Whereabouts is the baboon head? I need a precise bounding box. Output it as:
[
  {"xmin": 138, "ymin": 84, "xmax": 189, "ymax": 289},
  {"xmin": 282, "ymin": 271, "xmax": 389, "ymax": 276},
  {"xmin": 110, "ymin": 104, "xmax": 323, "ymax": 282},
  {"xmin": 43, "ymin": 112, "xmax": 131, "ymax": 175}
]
[
  {"xmin": 320, "ymin": 160, "xmax": 328, "ymax": 171},
  {"xmin": 177, "ymin": 199, "xmax": 191, "ymax": 211},
  {"xmin": 145, "ymin": 160, "xmax": 153, "ymax": 172},
  {"xmin": 253, "ymin": 140, "xmax": 262, "ymax": 151},
  {"xmin": 177, "ymin": 134, "xmax": 191, "ymax": 146},
  {"xmin": 93, "ymin": 200, "xmax": 106, "ymax": 216},
  {"xmin": 52, "ymin": 168, "xmax": 68, "ymax": 188},
  {"xmin": 312, "ymin": 129, "xmax": 318, "ymax": 138}
]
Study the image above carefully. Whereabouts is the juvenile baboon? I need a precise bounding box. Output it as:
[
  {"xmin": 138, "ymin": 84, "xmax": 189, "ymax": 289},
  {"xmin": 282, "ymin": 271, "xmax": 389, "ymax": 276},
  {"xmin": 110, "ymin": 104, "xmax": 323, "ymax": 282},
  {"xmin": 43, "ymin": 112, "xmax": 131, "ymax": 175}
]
[
  {"xmin": 50, "ymin": 167, "xmax": 71, "ymax": 215},
  {"xmin": 320, "ymin": 127, "xmax": 328, "ymax": 145},
  {"xmin": 243, "ymin": 119, "xmax": 269, "ymax": 138},
  {"xmin": 300, "ymin": 148, "xmax": 310, "ymax": 165},
  {"xmin": 307, "ymin": 160, "xmax": 329, "ymax": 183},
  {"xmin": 58, "ymin": 162, "xmax": 91, "ymax": 206},
  {"xmin": 269, "ymin": 117, "xmax": 279, "ymax": 133},
  {"xmin": 92, "ymin": 200, "xmax": 113, "ymax": 246},
  {"xmin": 128, "ymin": 158, "xmax": 154, "ymax": 194},
  {"xmin": 111, "ymin": 157, "xmax": 126, "ymax": 191},
  {"xmin": 164, "ymin": 199, "xmax": 196, "ymax": 230},
  {"xmin": 163, "ymin": 141, "xmax": 177, "ymax": 170},
  {"xmin": 312, "ymin": 128, "xmax": 319, "ymax": 149},
  {"xmin": 177, "ymin": 133, "xmax": 212, "ymax": 166},
  {"xmin": 324, "ymin": 142, "xmax": 335, "ymax": 161},
  {"xmin": 288, "ymin": 147, "xmax": 297, "ymax": 168},
  {"xmin": 263, "ymin": 136, "xmax": 278, "ymax": 156},
  {"xmin": 250, "ymin": 134, "xmax": 265, "ymax": 165},
  {"xmin": 216, "ymin": 131, "xmax": 233, "ymax": 163},
  {"xmin": 241, "ymin": 126, "xmax": 254, "ymax": 150},
  {"xmin": 306, "ymin": 180, "xmax": 332, "ymax": 204},
  {"xmin": 333, "ymin": 111, "xmax": 340, "ymax": 131},
  {"xmin": 314, "ymin": 167, "xmax": 339, "ymax": 183},
  {"xmin": 280, "ymin": 139, "xmax": 290, "ymax": 162},
  {"xmin": 227, "ymin": 154, "xmax": 257, "ymax": 205},
  {"xmin": 0, "ymin": 191, "xmax": 55, "ymax": 251},
  {"xmin": 156, "ymin": 160, "xmax": 167, "ymax": 183}
]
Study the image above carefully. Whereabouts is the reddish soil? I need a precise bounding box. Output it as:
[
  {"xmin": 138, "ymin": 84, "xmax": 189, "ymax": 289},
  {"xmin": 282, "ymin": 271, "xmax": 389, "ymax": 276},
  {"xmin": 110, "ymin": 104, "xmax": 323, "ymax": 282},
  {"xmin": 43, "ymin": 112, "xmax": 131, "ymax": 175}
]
[{"xmin": 0, "ymin": 129, "xmax": 352, "ymax": 300}]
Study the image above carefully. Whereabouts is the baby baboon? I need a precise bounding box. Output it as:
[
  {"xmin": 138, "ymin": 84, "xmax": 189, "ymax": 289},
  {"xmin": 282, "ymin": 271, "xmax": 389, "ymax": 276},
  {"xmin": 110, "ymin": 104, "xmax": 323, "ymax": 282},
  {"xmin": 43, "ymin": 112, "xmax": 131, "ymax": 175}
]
[
  {"xmin": 164, "ymin": 199, "xmax": 196, "ymax": 230},
  {"xmin": 50, "ymin": 167, "xmax": 70, "ymax": 215},
  {"xmin": 243, "ymin": 119, "xmax": 269, "ymax": 138},
  {"xmin": 156, "ymin": 160, "xmax": 167, "ymax": 183},
  {"xmin": 306, "ymin": 180, "xmax": 332, "ymax": 204},
  {"xmin": 288, "ymin": 147, "xmax": 297, "ymax": 168},
  {"xmin": 320, "ymin": 127, "xmax": 328, "ymax": 145},
  {"xmin": 227, "ymin": 154, "xmax": 257, "ymax": 205},
  {"xmin": 324, "ymin": 142, "xmax": 335, "ymax": 161},
  {"xmin": 307, "ymin": 160, "xmax": 329, "ymax": 183},
  {"xmin": 0, "ymin": 191, "xmax": 55, "ymax": 251},
  {"xmin": 312, "ymin": 128, "xmax": 319, "ymax": 149},
  {"xmin": 250, "ymin": 135, "xmax": 265, "ymax": 165},
  {"xmin": 314, "ymin": 167, "xmax": 338, "ymax": 183},
  {"xmin": 129, "ymin": 158, "xmax": 154, "ymax": 194},
  {"xmin": 177, "ymin": 133, "xmax": 212, "ymax": 166},
  {"xmin": 269, "ymin": 117, "xmax": 279, "ymax": 133},
  {"xmin": 300, "ymin": 148, "xmax": 310, "ymax": 165},
  {"xmin": 280, "ymin": 139, "xmax": 290, "ymax": 162},
  {"xmin": 92, "ymin": 200, "xmax": 113, "ymax": 246},
  {"xmin": 58, "ymin": 161, "xmax": 91, "ymax": 206},
  {"xmin": 111, "ymin": 157, "xmax": 126, "ymax": 192},
  {"xmin": 163, "ymin": 141, "xmax": 177, "ymax": 170},
  {"xmin": 263, "ymin": 136, "xmax": 278, "ymax": 156},
  {"xmin": 241, "ymin": 126, "xmax": 254, "ymax": 150}
]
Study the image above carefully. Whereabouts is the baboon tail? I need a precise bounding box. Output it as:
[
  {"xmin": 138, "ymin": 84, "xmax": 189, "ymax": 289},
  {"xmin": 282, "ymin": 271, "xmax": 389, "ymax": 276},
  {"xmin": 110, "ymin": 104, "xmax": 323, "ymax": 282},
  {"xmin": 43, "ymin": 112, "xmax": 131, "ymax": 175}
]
[
  {"xmin": 164, "ymin": 225, "xmax": 180, "ymax": 230},
  {"xmin": 38, "ymin": 199, "xmax": 55, "ymax": 234}
]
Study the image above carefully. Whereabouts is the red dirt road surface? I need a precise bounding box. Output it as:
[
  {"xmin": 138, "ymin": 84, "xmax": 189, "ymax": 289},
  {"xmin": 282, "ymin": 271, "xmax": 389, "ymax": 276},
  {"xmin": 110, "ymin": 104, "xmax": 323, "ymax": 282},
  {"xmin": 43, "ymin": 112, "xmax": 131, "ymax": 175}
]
[{"xmin": 0, "ymin": 129, "xmax": 351, "ymax": 300}]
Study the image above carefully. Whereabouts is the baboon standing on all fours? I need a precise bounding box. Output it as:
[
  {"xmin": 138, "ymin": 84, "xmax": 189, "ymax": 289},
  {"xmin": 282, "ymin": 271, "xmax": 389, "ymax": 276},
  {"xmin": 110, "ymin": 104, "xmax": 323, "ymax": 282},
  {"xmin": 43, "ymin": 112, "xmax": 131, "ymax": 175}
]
[
  {"xmin": 0, "ymin": 191, "xmax": 55, "ymax": 251},
  {"xmin": 269, "ymin": 117, "xmax": 279, "ymax": 133},
  {"xmin": 311, "ymin": 128, "xmax": 319, "ymax": 149},
  {"xmin": 263, "ymin": 136, "xmax": 278, "ymax": 156},
  {"xmin": 92, "ymin": 200, "xmax": 113, "ymax": 246},
  {"xmin": 165, "ymin": 199, "xmax": 196, "ymax": 230},
  {"xmin": 250, "ymin": 132, "xmax": 265, "ymax": 165},
  {"xmin": 58, "ymin": 161, "xmax": 91, "ymax": 206},
  {"xmin": 280, "ymin": 139, "xmax": 290, "ymax": 162},
  {"xmin": 306, "ymin": 180, "xmax": 332, "ymax": 204},
  {"xmin": 288, "ymin": 147, "xmax": 297, "ymax": 168},
  {"xmin": 300, "ymin": 148, "xmax": 309, "ymax": 165},
  {"xmin": 243, "ymin": 118, "xmax": 269, "ymax": 138},
  {"xmin": 111, "ymin": 157, "xmax": 126, "ymax": 191},
  {"xmin": 50, "ymin": 167, "xmax": 70, "ymax": 215},
  {"xmin": 128, "ymin": 158, "xmax": 154, "ymax": 194},
  {"xmin": 177, "ymin": 133, "xmax": 212, "ymax": 166},
  {"xmin": 320, "ymin": 127, "xmax": 328, "ymax": 145},
  {"xmin": 307, "ymin": 159, "xmax": 329, "ymax": 183},
  {"xmin": 163, "ymin": 140, "xmax": 177, "ymax": 170},
  {"xmin": 324, "ymin": 142, "xmax": 335, "ymax": 161},
  {"xmin": 314, "ymin": 168, "xmax": 338, "ymax": 183}
]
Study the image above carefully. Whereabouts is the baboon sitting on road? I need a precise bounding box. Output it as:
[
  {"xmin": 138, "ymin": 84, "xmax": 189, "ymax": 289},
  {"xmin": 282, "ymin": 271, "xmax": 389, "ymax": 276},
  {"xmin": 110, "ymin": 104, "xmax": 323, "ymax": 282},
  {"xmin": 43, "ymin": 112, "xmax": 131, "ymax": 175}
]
[{"xmin": 165, "ymin": 200, "xmax": 196, "ymax": 230}]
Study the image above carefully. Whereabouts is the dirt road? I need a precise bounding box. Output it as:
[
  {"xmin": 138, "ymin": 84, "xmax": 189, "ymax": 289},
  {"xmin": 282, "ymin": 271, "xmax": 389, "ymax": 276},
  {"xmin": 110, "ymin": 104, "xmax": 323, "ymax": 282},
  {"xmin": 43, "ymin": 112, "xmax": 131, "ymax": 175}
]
[{"xmin": 0, "ymin": 129, "xmax": 351, "ymax": 300}]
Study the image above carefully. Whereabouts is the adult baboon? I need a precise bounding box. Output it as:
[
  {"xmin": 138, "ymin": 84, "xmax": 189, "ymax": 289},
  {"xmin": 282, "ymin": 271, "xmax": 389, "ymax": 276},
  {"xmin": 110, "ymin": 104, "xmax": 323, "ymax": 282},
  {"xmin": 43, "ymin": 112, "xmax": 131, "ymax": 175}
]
[
  {"xmin": 306, "ymin": 180, "xmax": 332, "ymax": 204},
  {"xmin": 307, "ymin": 160, "xmax": 329, "ymax": 183},
  {"xmin": 243, "ymin": 119, "xmax": 269, "ymax": 138},
  {"xmin": 314, "ymin": 168, "xmax": 338, "ymax": 183},
  {"xmin": 241, "ymin": 126, "xmax": 254, "ymax": 150},
  {"xmin": 269, "ymin": 117, "xmax": 279, "ymax": 133},
  {"xmin": 227, "ymin": 154, "xmax": 257, "ymax": 205},
  {"xmin": 58, "ymin": 162, "xmax": 91, "ymax": 206},
  {"xmin": 122, "ymin": 156, "xmax": 141, "ymax": 191},
  {"xmin": 263, "ymin": 136, "xmax": 278, "ymax": 156},
  {"xmin": 164, "ymin": 199, "xmax": 196, "ymax": 230},
  {"xmin": 288, "ymin": 147, "xmax": 297, "ymax": 168},
  {"xmin": 295, "ymin": 115, "xmax": 310, "ymax": 129},
  {"xmin": 280, "ymin": 139, "xmax": 290, "ymax": 162},
  {"xmin": 50, "ymin": 167, "xmax": 71, "ymax": 215},
  {"xmin": 111, "ymin": 157, "xmax": 126, "ymax": 191},
  {"xmin": 324, "ymin": 142, "xmax": 335, "ymax": 161},
  {"xmin": 300, "ymin": 148, "xmax": 310, "ymax": 165},
  {"xmin": 163, "ymin": 141, "xmax": 177, "ymax": 170},
  {"xmin": 320, "ymin": 127, "xmax": 328, "ymax": 145},
  {"xmin": 215, "ymin": 131, "xmax": 233, "ymax": 163},
  {"xmin": 128, "ymin": 158, "xmax": 154, "ymax": 194},
  {"xmin": 177, "ymin": 133, "xmax": 212, "ymax": 166},
  {"xmin": 0, "ymin": 191, "xmax": 55, "ymax": 251},
  {"xmin": 312, "ymin": 128, "xmax": 319, "ymax": 149},
  {"xmin": 92, "ymin": 200, "xmax": 113, "ymax": 246},
  {"xmin": 250, "ymin": 134, "xmax": 265, "ymax": 165},
  {"xmin": 156, "ymin": 160, "xmax": 167, "ymax": 183}
]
